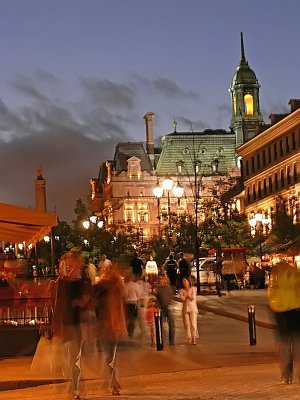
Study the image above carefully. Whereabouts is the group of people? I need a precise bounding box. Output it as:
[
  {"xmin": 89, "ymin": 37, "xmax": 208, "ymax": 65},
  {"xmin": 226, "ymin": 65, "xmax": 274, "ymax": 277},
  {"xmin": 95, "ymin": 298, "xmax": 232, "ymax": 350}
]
[
  {"xmin": 34, "ymin": 251, "xmax": 202, "ymax": 399},
  {"xmin": 32, "ymin": 250, "xmax": 200, "ymax": 399},
  {"xmin": 39, "ymin": 251, "xmax": 125, "ymax": 398},
  {"xmin": 130, "ymin": 251, "xmax": 191, "ymax": 292},
  {"xmin": 127, "ymin": 251, "xmax": 198, "ymax": 347}
]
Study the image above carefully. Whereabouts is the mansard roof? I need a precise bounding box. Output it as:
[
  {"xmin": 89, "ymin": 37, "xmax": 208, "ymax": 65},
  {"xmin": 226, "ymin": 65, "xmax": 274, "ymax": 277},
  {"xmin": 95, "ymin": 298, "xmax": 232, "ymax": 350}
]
[
  {"xmin": 113, "ymin": 142, "xmax": 153, "ymax": 173},
  {"xmin": 155, "ymin": 130, "xmax": 236, "ymax": 176}
]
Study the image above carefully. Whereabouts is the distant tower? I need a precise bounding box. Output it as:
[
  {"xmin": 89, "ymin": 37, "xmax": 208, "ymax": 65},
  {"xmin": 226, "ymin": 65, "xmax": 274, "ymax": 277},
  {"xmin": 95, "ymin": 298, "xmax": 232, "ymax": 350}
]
[
  {"xmin": 144, "ymin": 112, "xmax": 155, "ymax": 162},
  {"xmin": 229, "ymin": 32, "xmax": 264, "ymax": 146},
  {"xmin": 34, "ymin": 165, "xmax": 47, "ymax": 212}
]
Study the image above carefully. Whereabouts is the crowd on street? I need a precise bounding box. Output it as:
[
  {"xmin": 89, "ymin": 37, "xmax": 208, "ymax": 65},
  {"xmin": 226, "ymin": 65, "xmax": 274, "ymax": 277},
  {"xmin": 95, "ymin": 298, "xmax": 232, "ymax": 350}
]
[{"xmin": 26, "ymin": 249, "xmax": 300, "ymax": 399}]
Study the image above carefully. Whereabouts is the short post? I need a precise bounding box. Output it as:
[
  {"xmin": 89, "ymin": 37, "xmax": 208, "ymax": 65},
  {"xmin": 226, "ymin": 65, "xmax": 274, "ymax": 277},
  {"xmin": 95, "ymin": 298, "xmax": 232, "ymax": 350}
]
[
  {"xmin": 154, "ymin": 309, "xmax": 163, "ymax": 351},
  {"xmin": 248, "ymin": 305, "xmax": 256, "ymax": 346}
]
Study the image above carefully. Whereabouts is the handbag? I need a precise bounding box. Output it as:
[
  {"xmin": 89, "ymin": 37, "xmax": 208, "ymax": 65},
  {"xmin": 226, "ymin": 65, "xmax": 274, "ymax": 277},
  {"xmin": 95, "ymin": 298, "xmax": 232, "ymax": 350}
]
[{"xmin": 31, "ymin": 335, "xmax": 68, "ymax": 376}]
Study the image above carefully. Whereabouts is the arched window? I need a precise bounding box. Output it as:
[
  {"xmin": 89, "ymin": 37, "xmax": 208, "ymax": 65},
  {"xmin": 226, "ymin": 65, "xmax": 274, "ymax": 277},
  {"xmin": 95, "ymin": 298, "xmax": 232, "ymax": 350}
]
[
  {"xmin": 244, "ymin": 94, "xmax": 254, "ymax": 116},
  {"xmin": 233, "ymin": 96, "xmax": 237, "ymax": 114}
]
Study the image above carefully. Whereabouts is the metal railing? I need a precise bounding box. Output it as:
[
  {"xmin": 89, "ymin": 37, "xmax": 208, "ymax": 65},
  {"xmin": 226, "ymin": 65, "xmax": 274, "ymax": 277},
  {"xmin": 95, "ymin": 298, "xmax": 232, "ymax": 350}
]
[{"xmin": 0, "ymin": 297, "xmax": 51, "ymax": 326}]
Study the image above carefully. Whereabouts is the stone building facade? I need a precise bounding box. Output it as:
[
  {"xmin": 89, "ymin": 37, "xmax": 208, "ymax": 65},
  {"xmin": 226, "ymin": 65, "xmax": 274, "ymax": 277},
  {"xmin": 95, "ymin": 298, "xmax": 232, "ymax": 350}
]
[
  {"xmin": 236, "ymin": 99, "xmax": 300, "ymax": 231},
  {"xmin": 88, "ymin": 34, "xmax": 265, "ymax": 242}
]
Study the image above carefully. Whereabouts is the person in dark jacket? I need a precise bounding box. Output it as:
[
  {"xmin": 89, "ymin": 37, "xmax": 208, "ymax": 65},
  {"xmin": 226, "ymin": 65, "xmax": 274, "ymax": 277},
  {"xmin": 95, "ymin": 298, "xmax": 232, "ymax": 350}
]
[
  {"xmin": 52, "ymin": 251, "xmax": 94, "ymax": 400},
  {"xmin": 93, "ymin": 263, "xmax": 127, "ymax": 396},
  {"xmin": 154, "ymin": 274, "xmax": 175, "ymax": 345},
  {"xmin": 130, "ymin": 252, "xmax": 144, "ymax": 280},
  {"xmin": 164, "ymin": 253, "xmax": 178, "ymax": 291},
  {"xmin": 178, "ymin": 252, "xmax": 191, "ymax": 287}
]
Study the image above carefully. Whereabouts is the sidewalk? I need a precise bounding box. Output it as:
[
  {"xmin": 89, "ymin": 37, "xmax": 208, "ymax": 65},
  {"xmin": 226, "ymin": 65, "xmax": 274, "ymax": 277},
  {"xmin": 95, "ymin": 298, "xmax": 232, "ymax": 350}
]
[
  {"xmin": 197, "ymin": 288, "xmax": 275, "ymax": 328},
  {"xmin": 1, "ymin": 289, "xmax": 299, "ymax": 399},
  {"xmin": 1, "ymin": 363, "xmax": 300, "ymax": 399}
]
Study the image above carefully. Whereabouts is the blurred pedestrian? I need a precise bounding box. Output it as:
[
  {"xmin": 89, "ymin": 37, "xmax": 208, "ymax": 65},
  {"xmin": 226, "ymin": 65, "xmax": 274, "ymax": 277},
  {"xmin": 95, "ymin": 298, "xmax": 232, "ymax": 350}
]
[
  {"xmin": 93, "ymin": 262, "xmax": 127, "ymax": 396},
  {"xmin": 130, "ymin": 252, "xmax": 144, "ymax": 280},
  {"xmin": 179, "ymin": 277, "xmax": 199, "ymax": 345},
  {"xmin": 145, "ymin": 255, "xmax": 158, "ymax": 291},
  {"xmin": 86, "ymin": 260, "xmax": 98, "ymax": 284},
  {"xmin": 155, "ymin": 274, "xmax": 175, "ymax": 345},
  {"xmin": 146, "ymin": 297, "xmax": 159, "ymax": 346},
  {"xmin": 164, "ymin": 253, "xmax": 178, "ymax": 292},
  {"xmin": 254, "ymin": 263, "xmax": 265, "ymax": 289},
  {"xmin": 52, "ymin": 251, "xmax": 94, "ymax": 400},
  {"xmin": 178, "ymin": 252, "xmax": 191, "ymax": 287},
  {"xmin": 123, "ymin": 274, "xmax": 141, "ymax": 337},
  {"xmin": 268, "ymin": 260, "xmax": 300, "ymax": 385},
  {"xmin": 136, "ymin": 277, "xmax": 151, "ymax": 339},
  {"xmin": 213, "ymin": 259, "xmax": 223, "ymax": 297}
]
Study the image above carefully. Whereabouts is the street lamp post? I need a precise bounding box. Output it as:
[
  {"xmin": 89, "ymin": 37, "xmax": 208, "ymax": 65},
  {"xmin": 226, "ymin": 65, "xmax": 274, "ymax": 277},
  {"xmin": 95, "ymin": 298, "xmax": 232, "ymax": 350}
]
[
  {"xmin": 153, "ymin": 182, "xmax": 163, "ymax": 237},
  {"xmin": 162, "ymin": 175, "xmax": 174, "ymax": 248},
  {"xmin": 248, "ymin": 212, "xmax": 271, "ymax": 265},
  {"xmin": 82, "ymin": 214, "xmax": 105, "ymax": 253},
  {"xmin": 193, "ymin": 161, "xmax": 202, "ymax": 295},
  {"xmin": 153, "ymin": 175, "xmax": 184, "ymax": 251}
]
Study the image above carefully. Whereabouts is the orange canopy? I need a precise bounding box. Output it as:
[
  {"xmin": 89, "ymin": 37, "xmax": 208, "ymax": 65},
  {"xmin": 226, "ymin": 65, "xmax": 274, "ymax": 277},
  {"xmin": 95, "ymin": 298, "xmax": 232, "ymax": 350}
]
[{"xmin": 0, "ymin": 202, "xmax": 57, "ymax": 247}]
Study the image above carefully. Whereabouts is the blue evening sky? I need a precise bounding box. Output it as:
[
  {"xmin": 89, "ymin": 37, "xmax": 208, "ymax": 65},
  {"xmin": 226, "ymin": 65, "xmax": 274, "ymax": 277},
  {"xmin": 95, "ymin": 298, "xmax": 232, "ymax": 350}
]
[{"xmin": 0, "ymin": 0, "xmax": 299, "ymax": 221}]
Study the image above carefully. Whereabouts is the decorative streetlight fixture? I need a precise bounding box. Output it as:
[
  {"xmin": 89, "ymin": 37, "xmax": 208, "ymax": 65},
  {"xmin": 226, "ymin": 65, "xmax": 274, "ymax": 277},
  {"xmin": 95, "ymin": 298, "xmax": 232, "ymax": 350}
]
[
  {"xmin": 153, "ymin": 175, "xmax": 184, "ymax": 250},
  {"xmin": 248, "ymin": 211, "xmax": 271, "ymax": 264},
  {"xmin": 82, "ymin": 215, "xmax": 104, "ymax": 230},
  {"xmin": 153, "ymin": 181, "xmax": 164, "ymax": 237}
]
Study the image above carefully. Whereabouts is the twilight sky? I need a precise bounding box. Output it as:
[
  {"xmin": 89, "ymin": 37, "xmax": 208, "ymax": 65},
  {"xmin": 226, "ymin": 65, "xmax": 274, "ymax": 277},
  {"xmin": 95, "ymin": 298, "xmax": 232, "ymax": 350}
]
[{"xmin": 1, "ymin": 0, "xmax": 300, "ymax": 222}]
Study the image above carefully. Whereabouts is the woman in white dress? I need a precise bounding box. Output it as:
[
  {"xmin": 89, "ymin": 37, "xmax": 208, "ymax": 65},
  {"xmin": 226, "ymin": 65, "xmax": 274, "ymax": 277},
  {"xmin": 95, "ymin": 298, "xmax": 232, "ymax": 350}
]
[
  {"xmin": 145, "ymin": 255, "xmax": 158, "ymax": 291},
  {"xmin": 179, "ymin": 277, "xmax": 199, "ymax": 344}
]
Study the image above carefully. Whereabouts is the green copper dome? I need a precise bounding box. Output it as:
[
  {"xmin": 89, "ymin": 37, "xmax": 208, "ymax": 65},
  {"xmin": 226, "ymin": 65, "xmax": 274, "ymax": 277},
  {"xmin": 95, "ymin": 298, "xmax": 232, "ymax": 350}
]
[
  {"xmin": 232, "ymin": 63, "xmax": 258, "ymax": 85},
  {"xmin": 231, "ymin": 32, "xmax": 258, "ymax": 86}
]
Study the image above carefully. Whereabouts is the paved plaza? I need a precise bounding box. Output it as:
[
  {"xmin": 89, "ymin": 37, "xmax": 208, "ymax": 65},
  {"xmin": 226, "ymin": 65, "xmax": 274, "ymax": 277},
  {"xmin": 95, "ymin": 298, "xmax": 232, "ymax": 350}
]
[{"xmin": 0, "ymin": 290, "xmax": 299, "ymax": 399}]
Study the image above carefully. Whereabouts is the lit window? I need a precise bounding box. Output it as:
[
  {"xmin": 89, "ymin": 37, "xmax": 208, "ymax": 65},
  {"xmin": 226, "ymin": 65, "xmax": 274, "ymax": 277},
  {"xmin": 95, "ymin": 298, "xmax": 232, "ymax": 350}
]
[
  {"xmin": 244, "ymin": 94, "xmax": 253, "ymax": 116},
  {"xmin": 125, "ymin": 210, "xmax": 133, "ymax": 223}
]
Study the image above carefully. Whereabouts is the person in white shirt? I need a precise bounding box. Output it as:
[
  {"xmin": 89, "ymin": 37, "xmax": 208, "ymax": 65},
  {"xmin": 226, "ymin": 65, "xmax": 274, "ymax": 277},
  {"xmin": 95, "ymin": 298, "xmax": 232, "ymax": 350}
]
[
  {"xmin": 98, "ymin": 254, "xmax": 112, "ymax": 273},
  {"xmin": 179, "ymin": 277, "xmax": 199, "ymax": 345},
  {"xmin": 87, "ymin": 262, "xmax": 97, "ymax": 284},
  {"xmin": 136, "ymin": 278, "xmax": 151, "ymax": 338},
  {"xmin": 145, "ymin": 255, "xmax": 158, "ymax": 291}
]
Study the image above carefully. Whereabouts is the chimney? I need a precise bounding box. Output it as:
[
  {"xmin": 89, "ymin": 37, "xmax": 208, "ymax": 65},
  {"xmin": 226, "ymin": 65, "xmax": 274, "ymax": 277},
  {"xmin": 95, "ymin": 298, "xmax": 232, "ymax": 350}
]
[
  {"xmin": 289, "ymin": 99, "xmax": 300, "ymax": 113},
  {"xmin": 269, "ymin": 113, "xmax": 289, "ymax": 125},
  {"xmin": 34, "ymin": 165, "xmax": 47, "ymax": 212},
  {"xmin": 143, "ymin": 112, "xmax": 155, "ymax": 155}
]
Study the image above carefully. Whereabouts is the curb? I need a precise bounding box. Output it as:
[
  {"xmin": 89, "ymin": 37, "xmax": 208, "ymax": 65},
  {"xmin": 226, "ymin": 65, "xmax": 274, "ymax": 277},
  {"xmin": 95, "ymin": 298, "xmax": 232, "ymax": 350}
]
[
  {"xmin": 198, "ymin": 302, "xmax": 276, "ymax": 330},
  {"xmin": 0, "ymin": 378, "xmax": 66, "ymax": 392}
]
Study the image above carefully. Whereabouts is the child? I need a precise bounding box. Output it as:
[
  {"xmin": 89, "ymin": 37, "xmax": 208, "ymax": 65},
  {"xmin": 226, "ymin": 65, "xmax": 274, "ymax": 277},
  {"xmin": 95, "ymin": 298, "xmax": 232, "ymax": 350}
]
[{"xmin": 146, "ymin": 297, "xmax": 158, "ymax": 346}]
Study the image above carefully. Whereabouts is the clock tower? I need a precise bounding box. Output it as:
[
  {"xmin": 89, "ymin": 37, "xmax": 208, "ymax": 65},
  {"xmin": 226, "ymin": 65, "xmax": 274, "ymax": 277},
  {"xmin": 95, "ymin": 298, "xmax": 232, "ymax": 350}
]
[{"xmin": 229, "ymin": 32, "xmax": 264, "ymax": 147}]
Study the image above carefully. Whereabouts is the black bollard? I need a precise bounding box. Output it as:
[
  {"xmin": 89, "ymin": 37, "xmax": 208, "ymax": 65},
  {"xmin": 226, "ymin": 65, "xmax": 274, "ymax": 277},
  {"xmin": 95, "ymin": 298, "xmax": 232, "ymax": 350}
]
[
  {"xmin": 248, "ymin": 305, "xmax": 257, "ymax": 346},
  {"xmin": 154, "ymin": 309, "xmax": 164, "ymax": 351}
]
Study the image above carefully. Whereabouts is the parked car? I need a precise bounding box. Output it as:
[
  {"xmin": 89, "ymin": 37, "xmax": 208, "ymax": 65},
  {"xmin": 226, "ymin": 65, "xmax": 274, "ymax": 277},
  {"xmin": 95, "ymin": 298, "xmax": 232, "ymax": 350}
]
[{"xmin": 191, "ymin": 257, "xmax": 217, "ymax": 286}]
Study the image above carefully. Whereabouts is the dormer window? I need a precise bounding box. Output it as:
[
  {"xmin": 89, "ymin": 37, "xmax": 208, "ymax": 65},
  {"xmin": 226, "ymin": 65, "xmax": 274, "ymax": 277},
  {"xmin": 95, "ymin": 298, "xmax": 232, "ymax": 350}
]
[
  {"xmin": 176, "ymin": 160, "xmax": 184, "ymax": 174},
  {"xmin": 127, "ymin": 156, "xmax": 141, "ymax": 179}
]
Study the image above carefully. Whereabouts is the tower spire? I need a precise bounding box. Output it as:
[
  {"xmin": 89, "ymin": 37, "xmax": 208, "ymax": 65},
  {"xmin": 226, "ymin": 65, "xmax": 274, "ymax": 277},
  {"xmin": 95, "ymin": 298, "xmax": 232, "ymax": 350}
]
[
  {"xmin": 229, "ymin": 33, "xmax": 264, "ymax": 146},
  {"xmin": 240, "ymin": 32, "xmax": 246, "ymax": 63}
]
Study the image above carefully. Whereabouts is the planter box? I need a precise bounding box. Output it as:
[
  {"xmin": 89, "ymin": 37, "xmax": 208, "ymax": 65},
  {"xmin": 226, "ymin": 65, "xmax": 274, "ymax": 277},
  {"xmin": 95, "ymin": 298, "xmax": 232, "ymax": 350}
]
[{"xmin": 0, "ymin": 325, "xmax": 39, "ymax": 357}]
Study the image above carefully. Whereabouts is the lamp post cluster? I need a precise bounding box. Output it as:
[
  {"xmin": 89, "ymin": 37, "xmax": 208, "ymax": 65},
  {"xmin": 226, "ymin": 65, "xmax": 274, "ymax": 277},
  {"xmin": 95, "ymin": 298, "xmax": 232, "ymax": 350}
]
[
  {"xmin": 82, "ymin": 215, "xmax": 104, "ymax": 247},
  {"xmin": 153, "ymin": 175, "xmax": 184, "ymax": 251},
  {"xmin": 248, "ymin": 211, "xmax": 272, "ymax": 264},
  {"xmin": 82, "ymin": 215, "xmax": 104, "ymax": 230}
]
